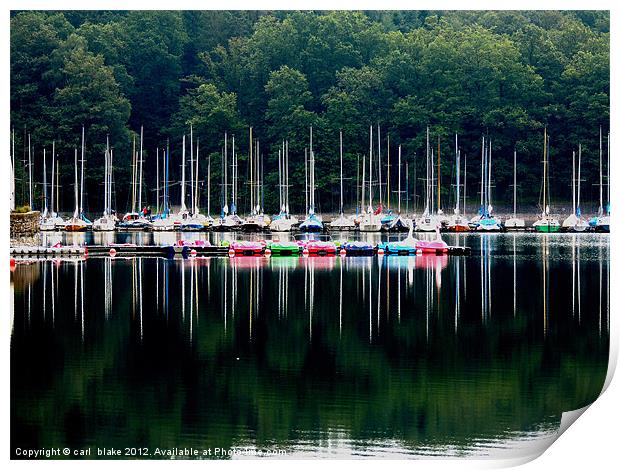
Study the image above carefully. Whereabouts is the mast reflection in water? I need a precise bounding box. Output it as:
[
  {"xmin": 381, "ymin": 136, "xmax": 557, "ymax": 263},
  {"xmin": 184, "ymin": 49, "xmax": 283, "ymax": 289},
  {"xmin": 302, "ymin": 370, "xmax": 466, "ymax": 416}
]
[{"xmin": 11, "ymin": 233, "xmax": 609, "ymax": 458}]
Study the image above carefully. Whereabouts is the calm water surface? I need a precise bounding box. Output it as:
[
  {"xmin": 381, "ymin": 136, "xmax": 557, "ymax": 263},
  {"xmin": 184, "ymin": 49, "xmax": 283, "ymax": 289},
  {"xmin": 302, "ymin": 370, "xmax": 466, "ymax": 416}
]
[{"xmin": 11, "ymin": 233, "xmax": 609, "ymax": 458}]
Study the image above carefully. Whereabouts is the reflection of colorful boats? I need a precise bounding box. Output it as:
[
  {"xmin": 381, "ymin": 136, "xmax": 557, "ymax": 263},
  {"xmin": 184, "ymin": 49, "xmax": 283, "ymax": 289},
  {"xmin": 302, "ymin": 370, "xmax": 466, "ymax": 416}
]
[
  {"xmin": 268, "ymin": 240, "xmax": 301, "ymax": 256},
  {"xmin": 230, "ymin": 240, "xmax": 264, "ymax": 256},
  {"xmin": 342, "ymin": 240, "xmax": 374, "ymax": 256}
]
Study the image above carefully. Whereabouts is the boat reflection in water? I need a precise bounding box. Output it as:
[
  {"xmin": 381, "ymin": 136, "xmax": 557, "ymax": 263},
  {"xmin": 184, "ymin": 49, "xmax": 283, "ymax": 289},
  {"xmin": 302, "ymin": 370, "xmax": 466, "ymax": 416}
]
[{"xmin": 11, "ymin": 233, "xmax": 609, "ymax": 459}]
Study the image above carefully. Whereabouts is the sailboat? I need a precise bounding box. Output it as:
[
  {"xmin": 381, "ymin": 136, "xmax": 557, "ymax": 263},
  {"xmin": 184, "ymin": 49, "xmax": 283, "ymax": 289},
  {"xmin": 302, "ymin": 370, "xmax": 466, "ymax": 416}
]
[
  {"xmin": 505, "ymin": 149, "xmax": 525, "ymax": 229},
  {"xmin": 533, "ymin": 128, "xmax": 560, "ymax": 232},
  {"xmin": 242, "ymin": 134, "xmax": 270, "ymax": 231},
  {"xmin": 447, "ymin": 134, "xmax": 470, "ymax": 231},
  {"xmin": 181, "ymin": 127, "xmax": 207, "ymax": 231},
  {"xmin": 299, "ymin": 126, "xmax": 324, "ymax": 232},
  {"xmin": 359, "ymin": 125, "xmax": 382, "ymax": 232},
  {"xmin": 387, "ymin": 144, "xmax": 410, "ymax": 231},
  {"xmin": 93, "ymin": 136, "xmax": 117, "ymax": 231},
  {"xmin": 472, "ymin": 136, "xmax": 502, "ymax": 231},
  {"xmin": 152, "ymin": 142, "xmax": 175, "ymax": 231},
  {"xmin": 64, "ymin": 148, "xmax": 88, "ymax": 231},
  {"xmin": 416, "ymin": 127, "xmax": 442, "ymax": 232},
  {"xmin": 214, "ymin": 132, "xmax": 244, "ymax": 230},
  {"xmin": 65, "ymin": 128, "xmax": 90, "ymax": 231},
  {"xmin": 562, "ymin": 147, "xmax": 588, "ymax": 231},
  {"xmin": 329, "ymin": 130, "xmax": 356, "ymax": 230},
  {"xmin": 271, "ymin": 140, "xmax": 299, "ymax": 231},
  {"xmin": 120, "ymin": 127, "xmax": 151, "ymax": 230},
  {"xmin": 40, "ymin": 148, "xmax": 56, "ymax": 230},
  {"xmin": 590, "ymin": 129, "xmax": 610, "ymax": 232}
]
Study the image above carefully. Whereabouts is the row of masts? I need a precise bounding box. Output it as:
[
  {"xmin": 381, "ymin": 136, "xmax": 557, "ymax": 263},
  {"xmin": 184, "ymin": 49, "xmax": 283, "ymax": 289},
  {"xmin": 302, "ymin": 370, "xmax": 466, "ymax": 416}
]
[{"xmin": 14, "ymin": 126, "xmax": 610, "ymax": 226}]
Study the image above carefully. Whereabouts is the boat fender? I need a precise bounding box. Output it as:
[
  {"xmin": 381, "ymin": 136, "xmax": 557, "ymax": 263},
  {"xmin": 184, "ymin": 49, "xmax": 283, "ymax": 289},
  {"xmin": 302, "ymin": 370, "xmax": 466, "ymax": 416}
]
[
  {"xmin": 339, "ymin": 248, "xmax": 346, "ymax": 256},
  {"xmin": 265, "ymin": 248, "xmax": 272, "ymax": 256},
  {"xmin": 228, "ymin": 248, "xmax": 235, "ymax": 257},
  {"xmin": 377, "ymin": 248, "xmax": 385, "ymax": 255},
  {"xmin": 302, "ymin": 248, "xmax": 309, "ymax": 256},
  {"xmin": 190, "ymin": 249, "xmax": 197, "ymax": 257},
  {"xmin": 109, "ymin": 248, "xmax": 117, "ymax": 257}
]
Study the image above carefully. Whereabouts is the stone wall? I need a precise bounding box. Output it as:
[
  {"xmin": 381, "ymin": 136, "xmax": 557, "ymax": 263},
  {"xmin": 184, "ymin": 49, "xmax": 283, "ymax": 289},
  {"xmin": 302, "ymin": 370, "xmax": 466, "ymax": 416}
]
[{"xmin": 10, "ymin": 211, "xmax": 40, "ymax": 239}]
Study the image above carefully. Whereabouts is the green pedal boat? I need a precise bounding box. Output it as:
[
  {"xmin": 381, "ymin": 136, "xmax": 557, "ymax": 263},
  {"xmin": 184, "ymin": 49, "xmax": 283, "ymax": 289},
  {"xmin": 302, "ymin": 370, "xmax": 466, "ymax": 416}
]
[{"xmin": 267, "ymin": 241, "xmax": 302, "ymax": 256}]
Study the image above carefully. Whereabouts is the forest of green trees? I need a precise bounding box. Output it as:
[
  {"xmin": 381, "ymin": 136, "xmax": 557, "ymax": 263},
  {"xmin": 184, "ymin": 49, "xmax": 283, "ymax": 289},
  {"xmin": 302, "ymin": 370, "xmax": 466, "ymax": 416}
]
[{"xmin": 10, "ymin": 10, "xmax": 610, "ymax": 215}]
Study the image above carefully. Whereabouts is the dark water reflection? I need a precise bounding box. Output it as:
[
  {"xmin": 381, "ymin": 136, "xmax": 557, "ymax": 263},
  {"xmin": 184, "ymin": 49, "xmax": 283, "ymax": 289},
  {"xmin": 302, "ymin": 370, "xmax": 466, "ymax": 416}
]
[{"xmin": 11, "ymin": 233, "xmax": 609, "ymax": 458}]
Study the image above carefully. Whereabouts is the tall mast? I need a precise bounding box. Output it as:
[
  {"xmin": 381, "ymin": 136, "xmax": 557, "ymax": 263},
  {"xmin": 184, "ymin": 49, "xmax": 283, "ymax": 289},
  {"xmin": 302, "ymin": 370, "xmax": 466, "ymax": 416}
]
[
  {"xmin": 488, "ymin": 139, "xmax": 492, "ymax": 213},
  {"xmin": 607, "ymin": 132, "xmax": 610, "ymax": 214},
  {"xmin": 406, "ymin": 160, "xmax": 410, "ymax": 214},
  {"xmin": 378, "ymin": 123, "xmax": 382, "ymax": 206},
  {"xmin": 156, "ymin": 147, "xmax": 160, "ymax": 215},
  {"xmin": 542, "ymin": 128, "xmax": 547, "ymax": 215},
  {"xmin": 42, "ymin": 148, "xmax": 48, "ymax": 217},
  {"xmin": 437, "ymin": 136, "xmax": 441, "ymax": 212},
  {"xmin": 599, "ymin": 126, "xmax": 603, "ymax": 214},
  {"xmin": 513, "ymin": 149, "xmax": 517, "ymax": 218},
  {"xmin": 284, "ymin": 140, "xmax": 291, "ymax": 214},
  {"xmin": 571, "ymin": 149, "xmax": 576, "ymax": 215},
  {"xmin": 138, "ymin": 125, "xmax": 143, "ymax": 211},
  {"xmin": 10, "ymin": 129, "xmax": 14, "ymax": 211},
  {"xmin": 247, "ymin": 128, "xmax": 251, "ymax": 214},
  {"xmin": 309, "ymin": 126, "xmax": 315, "ymax": 214},
  {"xmin": 190, "ymin": 124, "xmax": 194, "ymax": 214},
  {"xmin": 430, "ymin": 149, "xmax": 435, "ymax": 214},
  {"xmin": 131, "ymin": 135, "xmax": 136, "ymax": 212},
  {"xmin": 28, "ymin": 134, "xmax": 32, "ymax": 209},
  {"xmin": 165, "ymin": 139, "xmax": 170, "ymax": 216},
  {"xmin": 361, "ymin": 151, "xmax": 366, "ymax": 213},
  {"xmin": 285, "ymin": 140, "xmax": 289, "ymax": 213},
  {"xmin": 463, "ymin": 153, "xmax": 467, "ymax": 216},
  {"xmin": 80, "ymin": 126, "xmax": 85, "ymax": 216},
  {"xmin": 368, "ymin": 125, "xmax": 373, "ymax": 212},
  {"xmin": 425, "ymin": 127, "xmax": 430, "ymax": 215},
  {"xmin": 304, "ymin": 147, "xmax": 308, "ymax": 215},
  {"xmin": 105, "ymin": 135, "xmax": 110, "ymax": 215},
  {"xmin": 207, "ymin": 153, "xmax": 211, "ymax": 217},
  {"xmin": 339, "ymin": 129, "xmax": 344, "ymax": 215},
  {"xmin": 577, "ymin": 144, "xmax": 582, "ymax": 215},
  {"xmin": 73, "ymin": 148, "xmax": 79, "ymax": 218},
  {"xmin": 398, "ymin": 144, "xmax": 402, "ymax": 213},
  {"xmin": 232, "ymin": 134, "xmax": 236, "ymax": 214},
  {"xmin": 455, "ymin": 134, "xmax": 460, "ymax": 216},
  {"xmin": 278, "ymin": 146, "xmax": 282, "ymax": 212},
  {"xmin": 607, "ymin": 132, "xmax": 611, "ymax": 215},
  {"xmin": 480, "ymin": 136, "xmax": 485, "ymax": 212},
  {"xmin": 181, "ymin": 134, "xmax": 186, "ymax": 211},
  {"xmin": 50, "ymin": 140, "xmax": 55, "ymax": 215},
  {"xmin": 195, "ymin": 138, "xmax": 200, "ymax": 214},
  {"xmin": 387, "ymin": 134, "xmax": 390, "ymax": 210}
]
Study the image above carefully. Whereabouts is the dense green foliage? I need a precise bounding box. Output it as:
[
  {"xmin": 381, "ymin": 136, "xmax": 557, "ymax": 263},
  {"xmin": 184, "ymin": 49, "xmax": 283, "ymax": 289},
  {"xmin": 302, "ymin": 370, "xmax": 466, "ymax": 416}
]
[{"xmin": 11, "ymin": 10, "xmax": 609, "ymax": 215}]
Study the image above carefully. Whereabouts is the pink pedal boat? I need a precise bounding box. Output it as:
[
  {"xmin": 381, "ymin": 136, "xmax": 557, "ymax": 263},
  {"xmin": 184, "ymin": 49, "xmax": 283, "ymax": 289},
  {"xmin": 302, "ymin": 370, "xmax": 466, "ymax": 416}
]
[{"xmin": 230, "ymin": 240, "xmax": 264, "ymax": 256}]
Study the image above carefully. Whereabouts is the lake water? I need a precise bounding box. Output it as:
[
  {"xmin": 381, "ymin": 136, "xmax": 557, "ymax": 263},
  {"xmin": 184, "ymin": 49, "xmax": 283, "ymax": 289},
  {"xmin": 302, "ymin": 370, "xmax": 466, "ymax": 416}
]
[{"xmin": 11, "ymin": 233, "xmax": 609, "ymax": 459}]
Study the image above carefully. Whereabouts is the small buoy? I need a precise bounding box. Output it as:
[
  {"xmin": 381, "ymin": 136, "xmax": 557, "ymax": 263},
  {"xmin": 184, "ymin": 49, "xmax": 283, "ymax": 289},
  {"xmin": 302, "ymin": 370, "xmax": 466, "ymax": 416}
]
[
  {"xmin": 109, "ymin": 248, "xmax": 117, "ymax": 257},
  {"xmin": 302, "ymin": 248, "xmax": 309, "ymax": 256},
  {"xmin": 228, "ymin": 248, "xmax": 235, "ymax": 257},
  {"xmin": 10, "ymin": 258, "xmax": 16, "ymax": 271},
  {"xmin": 339, "ymin": 248, "xmax": 346, "ymax": 256},
  {"xmin": 416, "ymin": 249, "xmax": 423, "ymax": 255},
  {"xmin": 190, "ymin": 249, "xmax": 197, "ymax": 257},
  {"xmin": 377, "ymin": 248, "xmax": 385, "ymax": 255},
  {"xmin": 265, "ymin": 248, "xmax": 271, "ymax": 256},
  {"xmin": 84, "ymin": 247, "xmax": 88, "ymax": 255}
]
